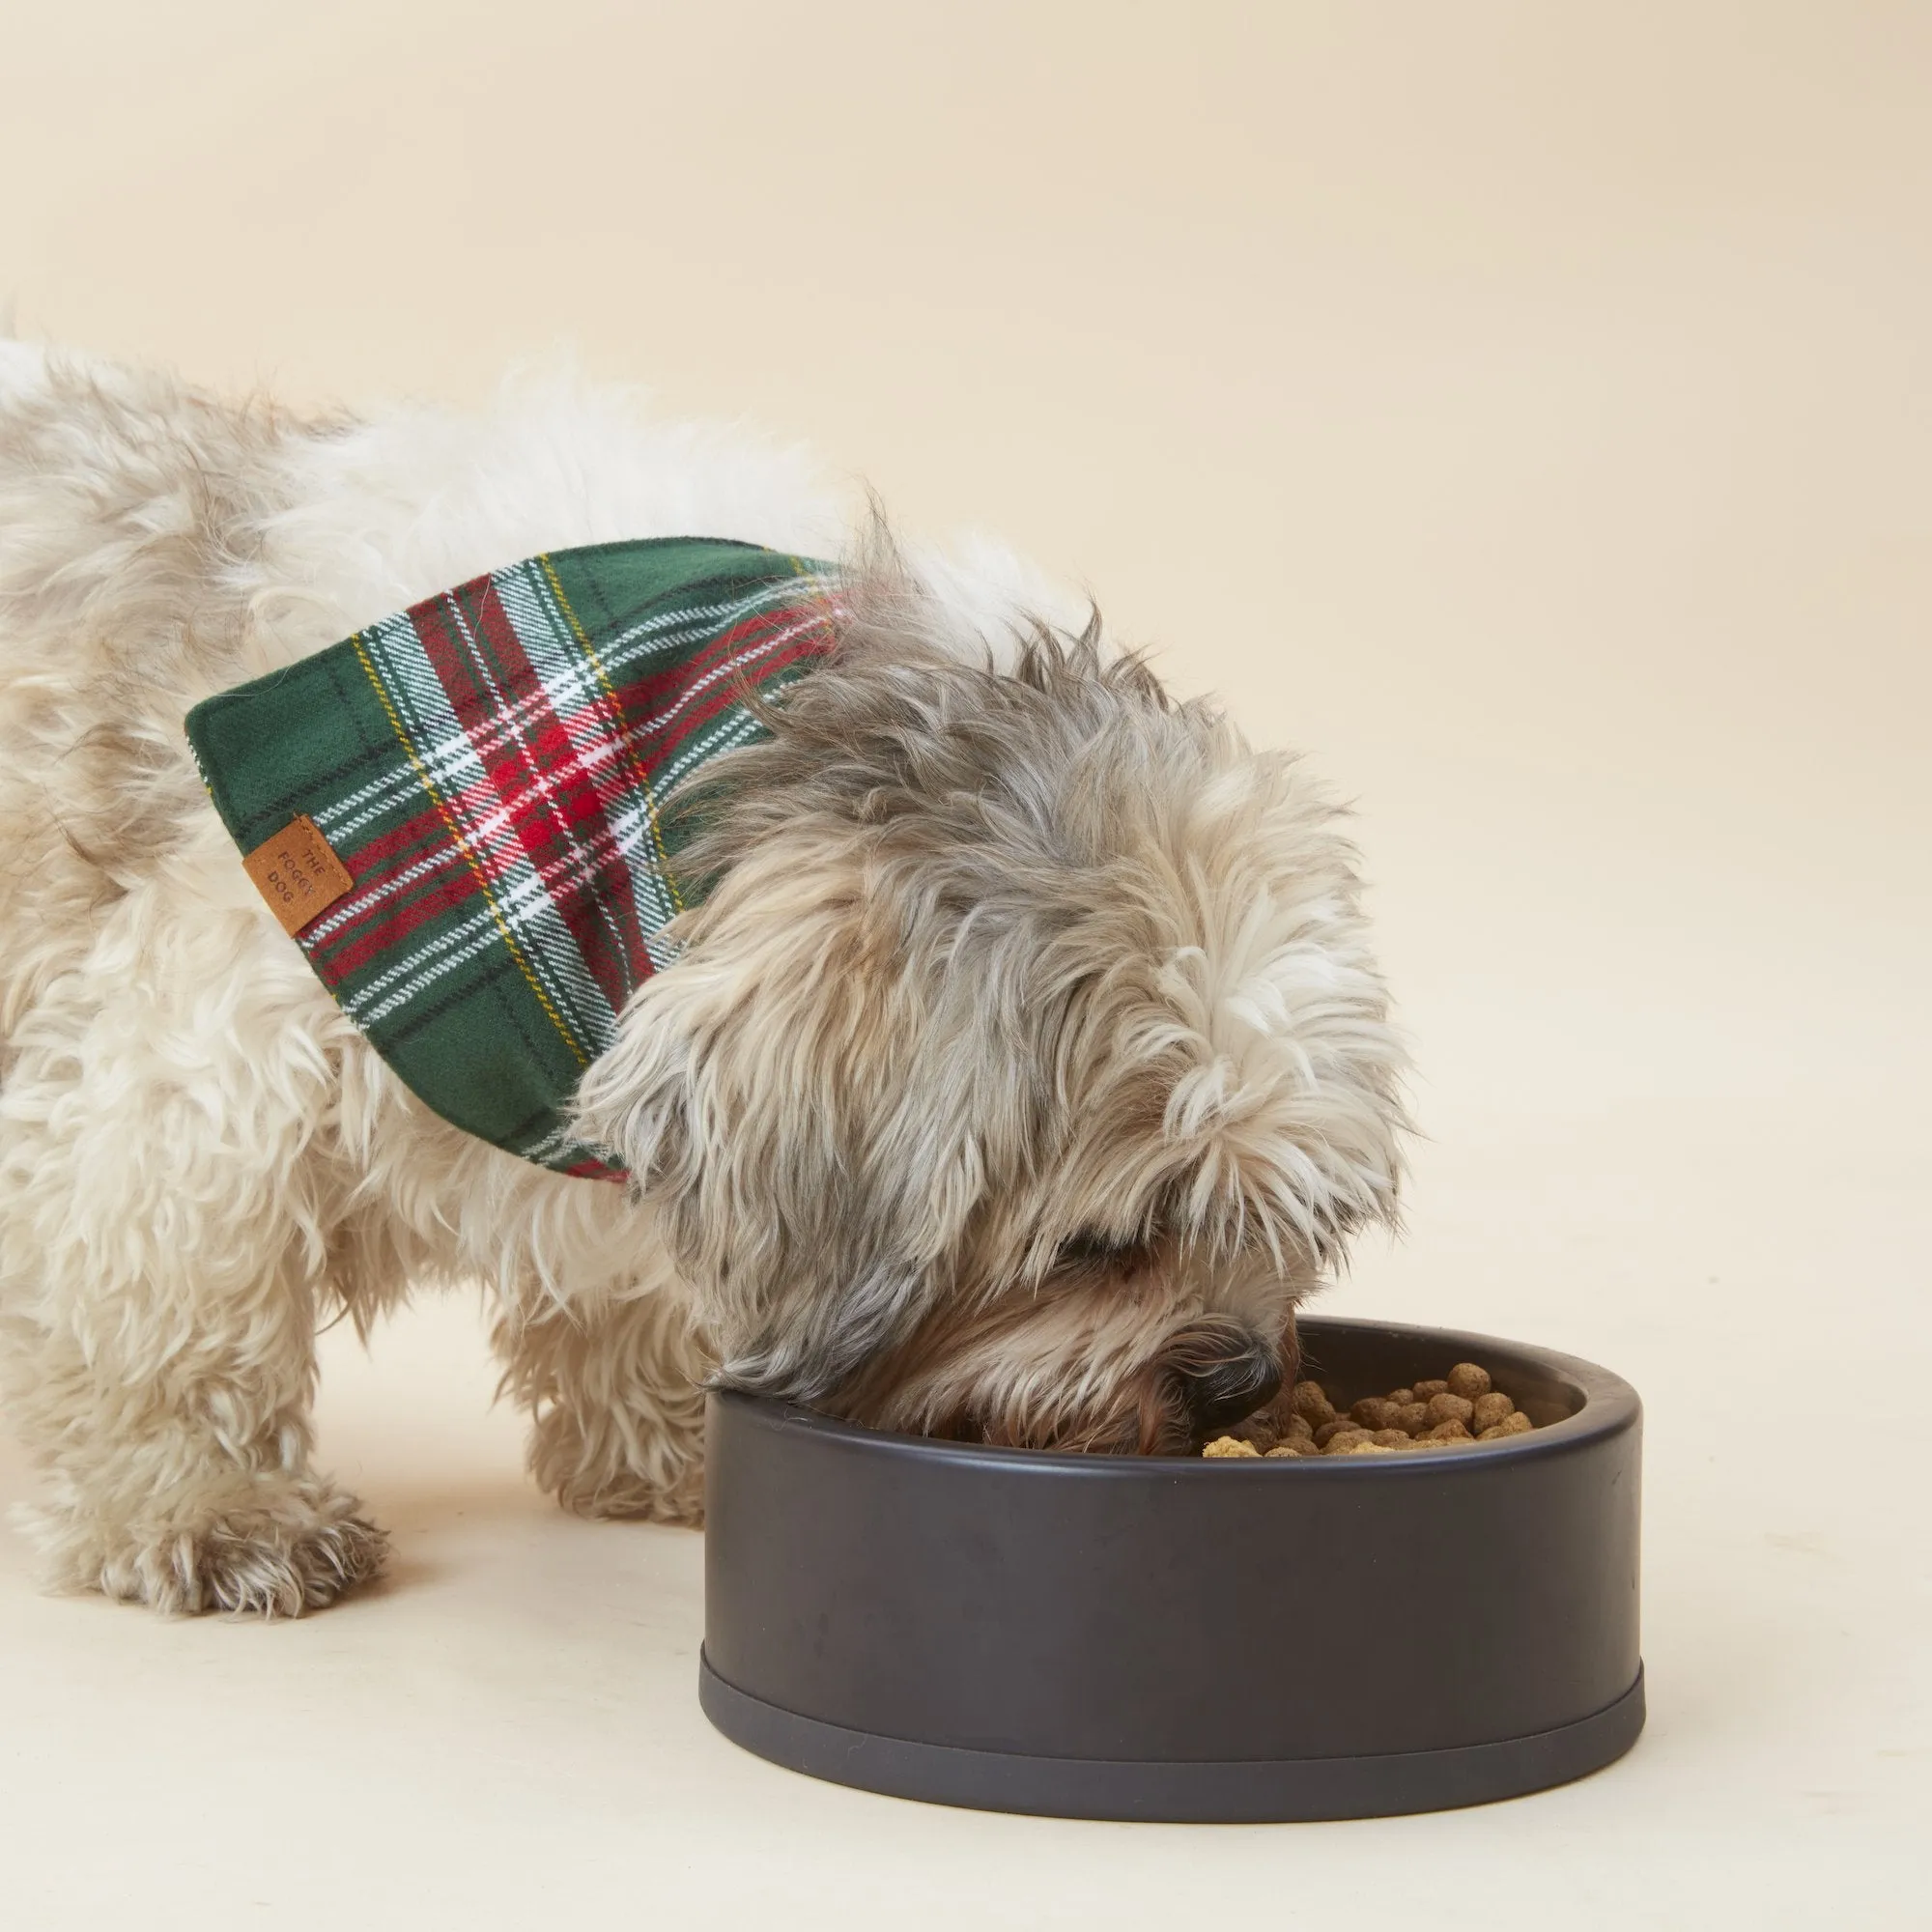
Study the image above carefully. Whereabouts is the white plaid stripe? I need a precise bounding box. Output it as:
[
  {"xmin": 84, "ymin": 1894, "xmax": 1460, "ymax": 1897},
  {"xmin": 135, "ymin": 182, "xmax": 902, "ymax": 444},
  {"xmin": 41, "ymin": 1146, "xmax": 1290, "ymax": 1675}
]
[
  {"xmin": 311, "ymin": 599, "xmax": 825, "ymax": 944},
  {"xmin": 447, "ymin": 576, "xmax": 639, "ymax": 1002},
  {"xmin": 355, "ymin": 607, "xmax": 610, "ymax": 1055},
  {"xmin": 312, "ymin": 573, "xmax": 826, "ymax": 845},
  {"xmin": 325, "ymin": 593, "xmax": 828, "ymax": 1038},
  {"xmin": 511, "ymin": 561, "xmax": 683, "ymax": 941},
  {"xmin": 338, "ymin": 786, "xmax": 671, "ymax": 1032}
]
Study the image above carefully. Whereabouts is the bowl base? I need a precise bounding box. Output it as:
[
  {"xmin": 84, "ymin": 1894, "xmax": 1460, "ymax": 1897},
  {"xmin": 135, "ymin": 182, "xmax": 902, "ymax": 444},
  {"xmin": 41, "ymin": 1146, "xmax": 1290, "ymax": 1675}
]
[{"xmin": 698, "ymin": 1655, "xmax": 1645, "ymax": 1823}]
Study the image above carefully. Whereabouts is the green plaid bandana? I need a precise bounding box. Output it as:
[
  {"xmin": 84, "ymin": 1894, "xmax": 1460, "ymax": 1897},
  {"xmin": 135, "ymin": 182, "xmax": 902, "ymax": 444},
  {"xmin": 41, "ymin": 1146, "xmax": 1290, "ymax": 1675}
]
[{"xmin": 185, "ymin": 538, "xmax": 838, "ymax": 1179}]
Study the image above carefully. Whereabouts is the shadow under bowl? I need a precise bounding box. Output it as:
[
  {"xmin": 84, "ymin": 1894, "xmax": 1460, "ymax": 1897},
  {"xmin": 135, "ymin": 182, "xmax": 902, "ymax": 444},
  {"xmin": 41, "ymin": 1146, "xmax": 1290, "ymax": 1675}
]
[{"xmin": 698, "ymin": 1314, "xmax": 1643, "ymax": 1822}]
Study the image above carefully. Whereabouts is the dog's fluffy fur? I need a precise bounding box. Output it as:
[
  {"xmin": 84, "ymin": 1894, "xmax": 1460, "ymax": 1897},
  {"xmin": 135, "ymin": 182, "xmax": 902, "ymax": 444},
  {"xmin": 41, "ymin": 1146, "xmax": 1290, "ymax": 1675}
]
[{"xmin": 0, "ymin": 344, "xmax": 1407, "ymax": 1615}]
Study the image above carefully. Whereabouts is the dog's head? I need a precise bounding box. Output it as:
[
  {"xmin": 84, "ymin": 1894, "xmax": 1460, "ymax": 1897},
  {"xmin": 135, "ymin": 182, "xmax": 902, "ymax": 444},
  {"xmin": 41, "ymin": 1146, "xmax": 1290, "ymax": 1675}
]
[{"xmin": 574, "ymin": 557, "xmax": 1407, "ymax": 1453}]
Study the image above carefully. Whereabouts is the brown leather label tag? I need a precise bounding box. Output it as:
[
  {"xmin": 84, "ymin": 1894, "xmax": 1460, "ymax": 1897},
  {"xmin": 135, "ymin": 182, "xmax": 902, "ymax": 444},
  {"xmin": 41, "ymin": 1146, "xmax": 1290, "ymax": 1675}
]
[{"xmin": 242, "ymin": 815, "xmax": 354, "ymax": 937}]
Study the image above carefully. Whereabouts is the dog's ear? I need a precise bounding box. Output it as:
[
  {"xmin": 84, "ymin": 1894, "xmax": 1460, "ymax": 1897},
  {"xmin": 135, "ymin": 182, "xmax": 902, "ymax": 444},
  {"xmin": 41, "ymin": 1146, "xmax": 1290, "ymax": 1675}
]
[
  {"xmin": 571, "ymin": 970, "xmax": 700, "ymax": 1216},
  {"xmin": 570, "ymin": 844, "xmax": 980, "ymax": 1400}
]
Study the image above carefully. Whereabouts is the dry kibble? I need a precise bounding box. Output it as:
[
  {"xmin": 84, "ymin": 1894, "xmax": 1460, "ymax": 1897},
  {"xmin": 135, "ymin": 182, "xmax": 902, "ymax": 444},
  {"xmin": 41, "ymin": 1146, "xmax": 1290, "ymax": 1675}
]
[
  {"xmin": 1202, "ymin": 1360, "xmax": 1537, "ymax": 1460},
  {"xmin": 1232, "ymin": 1413, "xmax": 1281, "ymax": 1453},
  {"xmin": 1471, "ymin": 1391, "xmax": 1516, "ymax": 1433},
  {"xmin": 1477, "ymin": 1411, "xmax": 1535, "ymax": 1441},
  {"xmin": 1317, "ymin": 1422, "xmax": 1372, "ymax": 1451},
  {"xmin": 1290, "ymin": 1380, "xmax": 1337, "ymax": 1429}
]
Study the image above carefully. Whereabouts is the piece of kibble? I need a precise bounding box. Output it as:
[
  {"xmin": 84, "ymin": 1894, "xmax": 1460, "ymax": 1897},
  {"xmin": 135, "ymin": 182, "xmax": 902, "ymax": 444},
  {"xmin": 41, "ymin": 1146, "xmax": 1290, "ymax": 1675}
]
[
  {"xmin": 1411, "ymin": 1431, "xmax": 1474, "ymax": 1451},
  {"xmin": 1425, "ymin": 1418, "xmax": 1474, "ymax": 1442},
  {"xmin": 1232, "ymin": 1414, "xmax": 1281, "ymax": 1453},
  {"xmin": 1318, "ymin": 1422, "xmax": 1372, "ymax": 1451},
  {"xmin": 1333, "ymin": 1437, "xmax": 1397, "ymax": 1456},
  {"xmin": 1471, "ymin": 1391, "xmax": 1516, "ymax": 1433},
  {"xmin": 1203, "ymin": 1435, "xmax": 1261, "ymax": 1458},
  {"xmin": 1446, "ymin": 1362, "xmax": 1492, "ymax": 1401},
  {"xmin": 1351, "ymin": 1396, "xmax": 1400, "ymax": 1431},
  {"xmin": 1371, "ymin": 1429, "xmax": 1412, "ymax": 1448},
  {"xmin": 1426, "ymin": 1392, "xmax": 1475, "ymax": 1428},
  {"xmin": 1290, "ymin": 1380, "xmax": 1336, "ymax": 1428},
  {"xmin": 1282, "ymin": 1412, "xmax": 1315, "ymax": 1442},
  {"xmin": 1385, "ymin": 1387, "xmax": 1415, "ymax": 1406},
  {"xmin": 1413, "ymin": 1378, "xmax": 1449, "ymax": 1401},
  {"xmin": 1395, "ymin": 1402, "xmax": 1432, "ymax": 1435},
  {"xmin": 1477, "ymin": 1411, "xmax": 1535, "ymax": 1441},
  {"xmin": 1264, "ymin": 1441, "xmax": 1313, "ymax": 1458}
]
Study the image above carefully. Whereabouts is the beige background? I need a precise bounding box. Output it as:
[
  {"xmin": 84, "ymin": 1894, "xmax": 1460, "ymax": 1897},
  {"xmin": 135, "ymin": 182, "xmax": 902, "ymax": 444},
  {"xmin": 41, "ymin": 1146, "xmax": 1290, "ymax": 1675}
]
[{"xmin": 1, "ymin": 4, "xmax": 1925, "ymax": 1925}]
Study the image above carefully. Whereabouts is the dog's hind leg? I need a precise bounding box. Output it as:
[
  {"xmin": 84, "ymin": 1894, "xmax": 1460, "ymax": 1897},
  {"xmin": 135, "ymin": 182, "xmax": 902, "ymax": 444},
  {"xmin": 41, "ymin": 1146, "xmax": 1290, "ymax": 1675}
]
[
  {"xmin": 493, "ymin": 1279, "xmax": 710, "ymax": 1526},
  {"xmin": 0, "ymin": 943, "xmax": 385, "ymax": 1616}
]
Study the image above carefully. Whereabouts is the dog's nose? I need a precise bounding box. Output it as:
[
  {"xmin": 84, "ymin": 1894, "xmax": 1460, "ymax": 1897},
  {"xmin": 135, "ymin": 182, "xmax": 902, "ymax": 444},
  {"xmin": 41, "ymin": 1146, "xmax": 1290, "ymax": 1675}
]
[{"xmin": 1181, "ymin": 1347, "xmax": 1284, "ymax": 1439}]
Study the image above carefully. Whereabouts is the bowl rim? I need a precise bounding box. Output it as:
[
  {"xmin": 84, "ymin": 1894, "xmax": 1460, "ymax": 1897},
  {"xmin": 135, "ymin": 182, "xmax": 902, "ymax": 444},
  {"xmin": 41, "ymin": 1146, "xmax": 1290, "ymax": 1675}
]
[{"xmin": 712, "ymin": 1313, "xmax": 1641, "ymax": 1479}]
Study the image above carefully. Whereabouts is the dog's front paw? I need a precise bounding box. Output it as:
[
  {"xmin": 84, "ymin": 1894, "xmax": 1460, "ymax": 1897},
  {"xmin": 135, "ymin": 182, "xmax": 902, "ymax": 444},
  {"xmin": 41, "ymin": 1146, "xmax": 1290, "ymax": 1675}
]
[
  {"xmin": 110, "ymin": 1491, "xmax": 388, "ymax": 1617},
  {"xmin": 528, "ymin": 1406, "xmax": 705, "ymax": 1527},
  {"xmin": 34, "ymin": 1479, "xmax": 389, "ymax": 1617}
]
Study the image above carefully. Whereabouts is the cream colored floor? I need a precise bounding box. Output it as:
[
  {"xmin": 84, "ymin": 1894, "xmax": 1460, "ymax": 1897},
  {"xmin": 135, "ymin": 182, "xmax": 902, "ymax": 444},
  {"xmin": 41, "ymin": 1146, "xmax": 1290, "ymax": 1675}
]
[{"xmin": 1, "ymin": 6, "xmax": 1926, "ymax": 1926}]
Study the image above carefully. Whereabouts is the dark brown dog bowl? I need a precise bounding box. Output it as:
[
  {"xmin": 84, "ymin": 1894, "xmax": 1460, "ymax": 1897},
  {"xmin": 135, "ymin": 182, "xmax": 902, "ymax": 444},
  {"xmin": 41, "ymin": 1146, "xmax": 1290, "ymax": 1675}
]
[{"xmin": 698, "ymin": 1315, "xmax": 1643, "ymax": 1822}]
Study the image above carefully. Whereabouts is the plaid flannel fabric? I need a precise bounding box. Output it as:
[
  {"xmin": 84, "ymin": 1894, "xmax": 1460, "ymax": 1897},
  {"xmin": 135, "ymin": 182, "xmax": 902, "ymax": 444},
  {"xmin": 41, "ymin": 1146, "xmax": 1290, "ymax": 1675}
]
[{"xmin": 185, "ymin": 538, "xmax": 838, "ymax": 1178}]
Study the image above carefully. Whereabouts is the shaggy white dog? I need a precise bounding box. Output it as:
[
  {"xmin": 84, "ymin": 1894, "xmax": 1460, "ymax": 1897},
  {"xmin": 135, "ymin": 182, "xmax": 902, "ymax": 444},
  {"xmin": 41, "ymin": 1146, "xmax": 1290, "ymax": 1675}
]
[{"xmin": 0, "ymin": 343, "xmax": 1407, "ymax": 1615}]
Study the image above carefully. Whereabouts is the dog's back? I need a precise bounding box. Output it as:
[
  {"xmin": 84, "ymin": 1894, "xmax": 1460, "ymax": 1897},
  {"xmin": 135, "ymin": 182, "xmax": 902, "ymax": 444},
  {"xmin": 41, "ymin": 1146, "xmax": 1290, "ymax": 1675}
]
[{"xmin": 0, "ymin": 349, "xmax": 828, "ymax": 1052}]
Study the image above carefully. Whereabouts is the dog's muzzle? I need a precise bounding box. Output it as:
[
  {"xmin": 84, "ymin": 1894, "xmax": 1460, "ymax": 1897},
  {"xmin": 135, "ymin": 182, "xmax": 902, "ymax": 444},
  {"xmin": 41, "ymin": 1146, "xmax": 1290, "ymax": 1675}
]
[{"xmin": 1179, "ymin": 1345, "xmax": 1284, "ymax": 1440}]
